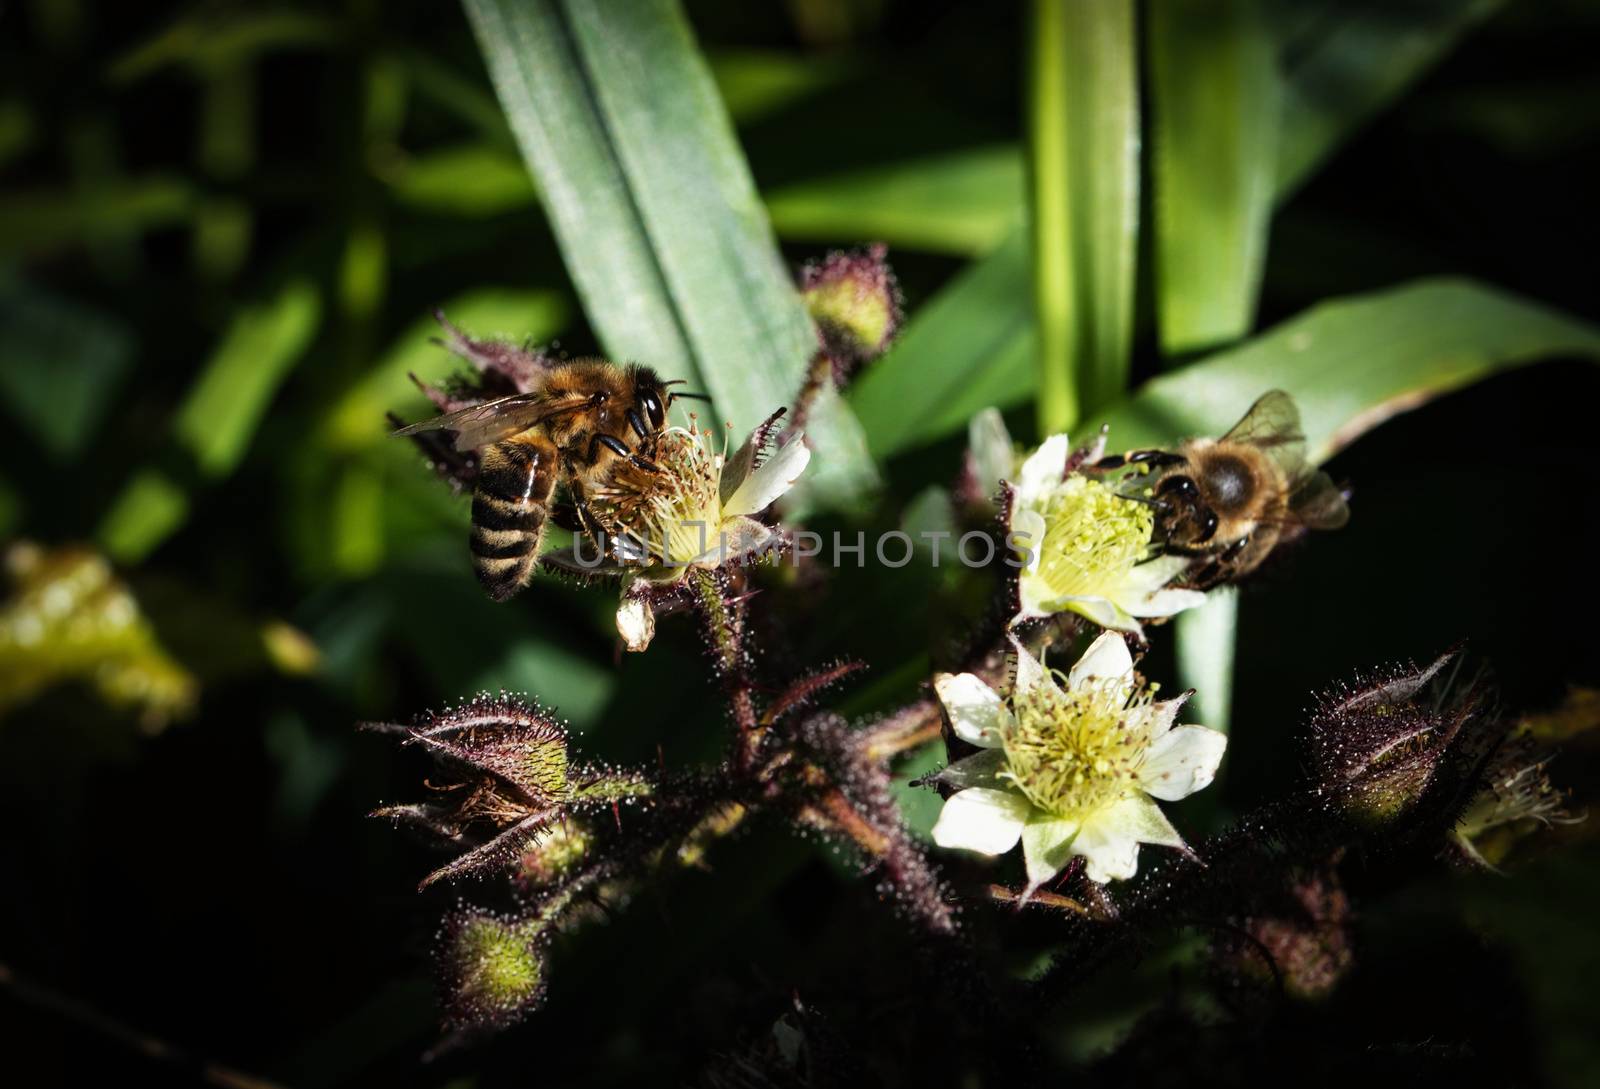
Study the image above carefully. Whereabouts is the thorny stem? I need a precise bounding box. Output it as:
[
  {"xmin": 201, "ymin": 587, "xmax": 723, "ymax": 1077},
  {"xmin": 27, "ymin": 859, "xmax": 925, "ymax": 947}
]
[
  {"xmin": 861, "ymin": 697, "xmax": 942, "ymax": 763},
  {"xmin": 692, "ymin": 567, "xmax": 762, "ymax": 772}
]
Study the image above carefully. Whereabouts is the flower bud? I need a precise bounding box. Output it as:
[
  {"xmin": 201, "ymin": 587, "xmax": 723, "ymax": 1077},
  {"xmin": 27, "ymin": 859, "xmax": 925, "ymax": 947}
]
[
  {"xmin": 1451, "ymin": 736, "xmax": 1582, "ymax": 869},
  {"xmin": 439, "ymin": 909, "xmax": 546, "ymax": 1030},
  {"xmin": 799, "ymin": 243, "xmax": 902, "ymax": 376},
  {"xmin": 1307, "ymin": 651, "xmax": 1471, "ymax": 826},
  {"xmin": 1230, "ymin": 862, "xmax": 1353, "ymax": 1001}
]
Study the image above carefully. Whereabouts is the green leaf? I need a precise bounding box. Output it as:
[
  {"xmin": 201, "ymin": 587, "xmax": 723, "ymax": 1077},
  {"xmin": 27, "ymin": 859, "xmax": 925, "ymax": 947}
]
[
  {"xmin": 766, "ymin": 145, "xmax": 1022, "ymax": 256},
  {"xmin": 1091, "ymin": 277, "xmax": 1600, "ymax": 459},
  {"xmin": 98, "ymin": 280, "xmax": 321, "ymax": 562},
  {"xmin": 1273, "ymin": 0, "xmax": 1503, "ymax": 200},
  {"xmin": 1148, "ymin": 0, "xmax": 1279, "ymax": 355},
  {"xmin": 0, "ymin": 275, "xmax": 133, "ymax": 459},
  {"xmin": 386, "ymin": 143, "xmax": 538, "ymax": 216},
  {"xmin": 0, "ymin": 177, "xmax": 196, "ymax": 257},
  {"xmin": 460, "ymin": 0, "xmax": 875, "ymax": 505},
  {"xmin": 174, "ymin": 279, "xmax": 322, "ymax": 477},
  {"xmin": 708, "ymin": 48, "xmax": 852, "ymax": 126},
  {"xmin": 1029, "ymin": 0, "xmax": 1140, "ymax": 430}
]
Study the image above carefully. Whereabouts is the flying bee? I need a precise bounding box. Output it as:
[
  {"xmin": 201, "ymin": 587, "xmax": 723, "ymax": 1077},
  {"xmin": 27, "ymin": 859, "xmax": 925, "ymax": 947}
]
[
  {"xmin": 1095, "ymin": 390, "xmax": 1349, "ymax": 588},
  {"xmin": 394, "ymin": 359, "xmax": 700, "ymax": 602}
]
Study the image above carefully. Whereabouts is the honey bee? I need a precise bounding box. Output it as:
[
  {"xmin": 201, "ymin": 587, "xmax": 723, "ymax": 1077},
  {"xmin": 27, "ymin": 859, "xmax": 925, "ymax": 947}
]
[
  {"xmin": 395, "ymin": 360, "xmax": 695, "ymax": 602},
  {"xmin": 1096, "ymin": 390, "xmax": 1349, "ymax": 588}
]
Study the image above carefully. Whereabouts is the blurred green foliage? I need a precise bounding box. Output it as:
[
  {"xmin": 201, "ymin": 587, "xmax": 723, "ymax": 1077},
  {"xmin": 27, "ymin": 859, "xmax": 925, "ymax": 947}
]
[{"xmin": 1, "ymin": 1, "xmax": 1599, "ymax": 1086}]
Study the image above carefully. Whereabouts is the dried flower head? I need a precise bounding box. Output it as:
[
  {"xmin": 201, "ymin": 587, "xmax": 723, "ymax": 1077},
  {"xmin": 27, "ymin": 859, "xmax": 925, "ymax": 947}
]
[
  {"xmin": 1451, "ymin": 736, "xmax": 1583, "ymax": 869},
  {"xmin": 366, "ymin": 694, "xmax": 649, "ymax": 887}
]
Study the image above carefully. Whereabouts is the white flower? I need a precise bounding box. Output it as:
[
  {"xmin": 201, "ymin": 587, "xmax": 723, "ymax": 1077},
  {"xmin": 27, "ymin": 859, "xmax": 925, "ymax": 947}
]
[
  {"xmin": 929, "ymin": 632, "xmax": 1226, "ymax": 890},
  {"xmin": 555, "ymin": 413, "xmax": 809, "ymax": 651},
  {"xmin": 1008, "ymin": 435, "xmax": 1204, "ymax": 634}
]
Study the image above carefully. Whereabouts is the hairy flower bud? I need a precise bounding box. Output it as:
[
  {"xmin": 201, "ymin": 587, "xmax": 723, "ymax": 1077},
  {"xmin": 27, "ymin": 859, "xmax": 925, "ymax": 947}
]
[
  {"xmin": 1307, "ymin": 650, "xmax": 1474, "ymax": 826},
  {"xmin": 800, "ymin": 243, "xmax": 902, "ymax": 378},
  {"xmin": 1451, "ymin": 736, "xmax": 1582, "ymax": 869},
  {"xmin": 1229, "ymin": 861, "xmax": 1354, "ymax": 1001},
  {"xmin": 439, "ymin": 909, "xmax": 546, "ymax": 1030}
]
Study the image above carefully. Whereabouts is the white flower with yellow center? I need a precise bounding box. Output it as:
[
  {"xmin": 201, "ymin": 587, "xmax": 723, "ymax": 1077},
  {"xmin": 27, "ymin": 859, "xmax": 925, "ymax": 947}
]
[
  {"xmin": 1008, "ymin": 435, "xmax": 1204, "ymax": 633},
  {"xmin": 583, "ymin": 415, "xmax": 809, "ymax": 651},
  {"xmin": 930, "ymin": 632, "xmax": 1226, "ymax": 889}
]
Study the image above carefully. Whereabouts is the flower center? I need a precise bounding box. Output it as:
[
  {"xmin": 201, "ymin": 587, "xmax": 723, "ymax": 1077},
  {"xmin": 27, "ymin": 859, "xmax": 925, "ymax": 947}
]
[
  {"xmin": 1032, "ymin": 476, "xmax": 1153, "ymax": 597},
  {"xmin": 1001, "ymin": 670, "xmax": 1152, "ymax": 819},
  {"xmin": 591, "ymin": 427, "xmax": 725, "ymax": 566}
]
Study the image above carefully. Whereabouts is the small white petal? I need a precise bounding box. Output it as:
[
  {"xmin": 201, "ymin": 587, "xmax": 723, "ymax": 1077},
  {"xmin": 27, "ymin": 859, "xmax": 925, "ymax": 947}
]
[
  {"xmin": 930, "ymin": 787, "xmax": 1031, "ymax": 855},
  {"xmin": 1021, "ymin": 815, "xmax": 1080, "ymax": 888},
  {"xmin": 1013, "ymin": 434, "xmax": 1070, "ymax": 506},
  {"xmin": 1067, "ymin": 631, "xmax": 1134, "ymax": 689},
  {"xmin": 1010, "ymin": 507, "xmax": 1047, "ymax": 574},
  {"xmin": 1144, "ymin": 692, "xmax": 1191, "ymax": 739},
  {"xmin": 723, "ymin": 435, "xmax": 811, "ymax": 516},
  {"xmin": 1052, "ymin": 593, "xmax": 1142, "ymax": 635},
  {"xmin": 1139, "ymin": 724, "xmax": 1228, "ymax": 800},
  {"xmin": 687, "ymin": 515, "xmax": 772, "ymax": 567},
  {"xmin": 1089, "ymin": 792, "xmax": 1188, "ymax": 849},
  {"xmin": 967, "ymin": 407, "xmax": 1013, "ymax": 499},
  {"xmin": 937, "ymin": 748, "xmax": 1008, "ymax": 790},
  {"xmin": 1013, "ymin": 569, "xmax": 1052, "ymax": 623},
  {"xmin": 1006, "ymin": 635, "xmax": 1052, "ymax": 700},
  {"xmin": 1070, "ymin": 803, "xmax": 1147, "ymax": 883},
  {"xmin": 933, "ymin": 673, "xmax": 1010, "ymax": 749},
  {"xmin": 1127, "ymin": 587, "xmax": 1208, "ymax": 618}
]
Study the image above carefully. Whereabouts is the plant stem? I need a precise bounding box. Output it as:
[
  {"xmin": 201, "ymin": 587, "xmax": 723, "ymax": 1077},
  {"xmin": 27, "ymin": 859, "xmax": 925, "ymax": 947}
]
[{"xmin": 692, "ymin": 568, "xmax": 761, "ymax": 769}]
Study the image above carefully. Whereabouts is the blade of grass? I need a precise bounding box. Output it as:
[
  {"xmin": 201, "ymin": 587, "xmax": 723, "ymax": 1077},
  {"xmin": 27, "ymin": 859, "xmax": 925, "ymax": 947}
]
[
  {"xmin": 461, "ymin": 0, "xmax": 875, "ymax": 505},
  {"xmin": 98, "ymin": 279, "xmax": 321, "ymax": 562},
  {"xmin": 1148, "ymin": 0, "xmax": 1279, "ymax": 356},
  {"xmin": 765, "ymin": 145, "xmax": 1022, "ymax": 256},
  {"xmin": 1091, "ymin": 277, "xmax": 1600, "ymax": 457},
  {"xmin": 1029, "ymin": 0, "xmax": 1140, "ymax": 432}
]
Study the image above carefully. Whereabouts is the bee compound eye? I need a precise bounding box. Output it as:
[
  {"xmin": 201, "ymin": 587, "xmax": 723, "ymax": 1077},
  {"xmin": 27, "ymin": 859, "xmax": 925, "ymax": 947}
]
[{"xmin": 642, "ymin": 390, "xmax": 665, "ymax": 429}]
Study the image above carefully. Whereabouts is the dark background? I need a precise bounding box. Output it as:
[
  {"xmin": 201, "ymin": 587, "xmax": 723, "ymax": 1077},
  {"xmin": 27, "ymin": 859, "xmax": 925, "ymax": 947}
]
[{"xmin": 2, "ymin": 2, "xmax": 1598, "ymax": 1086}]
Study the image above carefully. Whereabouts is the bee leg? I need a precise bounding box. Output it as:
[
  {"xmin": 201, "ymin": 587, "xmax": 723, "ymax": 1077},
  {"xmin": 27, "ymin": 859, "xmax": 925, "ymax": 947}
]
[{"xmin": 1095, "ymin": 449, "xmax": 1187, "ymax": 471}]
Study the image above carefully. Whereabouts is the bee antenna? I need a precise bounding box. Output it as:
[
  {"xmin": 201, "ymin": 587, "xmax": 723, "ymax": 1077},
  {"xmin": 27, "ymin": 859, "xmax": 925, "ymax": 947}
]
[{"xmin": 672, "ymin": 392, "xmax": 714, "ymax": 402}]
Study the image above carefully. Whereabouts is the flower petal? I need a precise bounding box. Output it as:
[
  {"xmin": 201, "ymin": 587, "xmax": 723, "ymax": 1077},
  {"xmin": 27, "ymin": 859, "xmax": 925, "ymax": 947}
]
[
  {"xmin": 937, "ymin": 747, "xmax": 1008, "ymax": 790},
  {"xmin": 1014, "ymin": 434, "xmax": 1069, "ymax": 507},
  {"xmin": 1010, "ymin": 506, "xmax": 1047, "ymax": 574},
  {"xmin": 1006, "ymin": 635, "xmax": 1052, "ymax": 701},
  {"xmin": 1070, "ymin": 801, "xmax": 1150, "ymax": 883},
  {"xmin": 723, "ymin": 434, "xmax": 811, "ymax": 516},
  {"xmin": 967, "ymin": 407, "xmax": 1014, "ymax": 500},
  {"xmin": 1126, "ymin": 587, "xmax": 1208, "ymax": 618},
  {"xmin": 1051, "ymin": 593, "xmax": 1141, "ymax": 635},
  {"xmin": 930, "ymin": 787, "xmax": 1031, "ymax": 855},
  {"xmin": 1138, "ymin": 724, "xmax": 1228, "ymax": 800},
  {"xmin": 1021, "ymin": 815, "xmax": 1080, "ymax": 888},
  {"xmin": 1067, "ymin": 630, "xmax": 1134, "ymax": 689},
  {"xmin": 1090, "ymin": 792, "xmax": 1188, "ymax": 849},
  {"xmin": 1145, "ymin": 691, "xmax": 1191, "ymax": 739},
  {"xmin": 933, "ymin": 672, "xmax": 1010, "ymax": 748},
  {"xmin": 687, "ymin": 515, "xmax": 773, "ymax": 567}
]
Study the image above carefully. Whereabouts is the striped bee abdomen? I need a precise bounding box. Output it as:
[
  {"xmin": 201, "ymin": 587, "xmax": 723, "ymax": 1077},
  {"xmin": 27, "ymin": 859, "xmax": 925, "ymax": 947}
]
[{"xmin": 470, "ymin": 437, "xmax": 557, "ymax": 602}]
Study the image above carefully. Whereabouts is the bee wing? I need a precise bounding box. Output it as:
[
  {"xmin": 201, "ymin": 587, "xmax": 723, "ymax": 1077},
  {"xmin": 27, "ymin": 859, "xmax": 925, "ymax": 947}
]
[
  {"xmin": 1221, "ymin": 389, "xmax": 1309, "ymax": 475},
  {"xmin": 391, "ymin": 392, "xmax": 590, "ymax": 451},
  {"xmin": 1287, "ymin": 469, "xmax": 1350, "ymax": 530}
]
